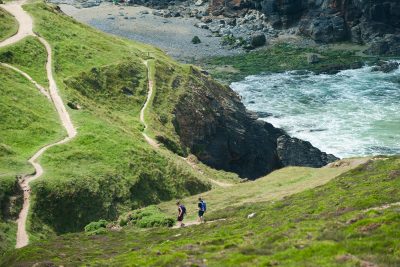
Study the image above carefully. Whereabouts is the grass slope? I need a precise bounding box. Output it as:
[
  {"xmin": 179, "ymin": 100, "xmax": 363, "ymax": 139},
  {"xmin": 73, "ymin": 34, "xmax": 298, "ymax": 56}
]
[
  {"xmin": 157, "ymin": 160, "xmax": 366, "ymax": 221},
  {"xmin": 0, "ymin": 36, "xmax": 49, "ymax": 87},
  {"xmin": 0, "ymin": 7, "xmax": 18, "ymax": 42},
  {"xmin": 0, "ymin": 1, "xmax": 216, "ymax": 242},
  {"xmin": 0, "ymin": 65, "xmax": 63, "ymax": 255},
  {"xmin": 2, "ymin": 157, "xmax": 399, "ymax": 266}
]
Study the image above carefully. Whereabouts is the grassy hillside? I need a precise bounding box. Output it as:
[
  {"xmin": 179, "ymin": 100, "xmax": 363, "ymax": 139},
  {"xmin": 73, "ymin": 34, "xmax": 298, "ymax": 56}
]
[
  {"xmin": 0, "ymin": 36, "xmax": 49, "ymax": 86},
  {"xmin": 0, "ymin": 8, "xmax": 18, "ymax": 42},
  {"xmin": 157, "ymin": 159, "xmax": 367, "ymax": 221},
  {"xmin": 2, "ymin": 156, "xmax": 399, "ymax": 266},
  {"xmin": 0, "ymin": 65, "xmax": 63, "ymax": 254}
]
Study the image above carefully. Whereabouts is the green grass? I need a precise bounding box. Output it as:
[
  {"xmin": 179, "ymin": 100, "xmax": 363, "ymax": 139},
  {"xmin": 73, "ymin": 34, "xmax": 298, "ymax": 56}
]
[
  {"xmin": 0, "ymin": 7, "xmax": 18, "ymax": 42},
  {"xmin": 0, "ymin": 65, "xmax": 63, "ymax": 255},
  {"xmin": 201, "ymin": 44, "xmax": 368, "ymax": 83},
  {"xmin": 0, "ymin": 1, "xmax": 214, "ymax": 240},
  {"xmin": 0, "ymin": 36, "xmax": 49, "ymax": 87},
  {"xmin": 3, "ymin": 157, "xmax": 399, "ymax": 266},
  {"xmin": 157, "ymin": 160, "xmax": 367, "ymax": 221}
]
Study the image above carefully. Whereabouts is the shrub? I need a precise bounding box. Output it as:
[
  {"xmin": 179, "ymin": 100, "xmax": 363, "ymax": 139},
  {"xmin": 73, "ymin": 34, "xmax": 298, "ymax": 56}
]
[
  {"xmin": 191, "ymin": 36, "xmax": 201, "ymax": 44},
  {"xmin": 84, "ymin": 219, "xmax": 108, "ymax": 233},
  {"xmin": 118, "ymin": 206, "xmax": 175, "ymax": 228}
]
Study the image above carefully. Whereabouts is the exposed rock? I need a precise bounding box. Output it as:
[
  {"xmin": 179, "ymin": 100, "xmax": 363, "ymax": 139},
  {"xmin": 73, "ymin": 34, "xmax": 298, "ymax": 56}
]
[
  {"xmin": 371, "ymin": 61, "xmax": 399, "ymax": 73},
  {"xmin": 250, "ymin": 32, "xmax": 266, "ymax": 47},
  {"xmin": 173, "ymin": 68, "xmax": 337, "ymax": 179},
  {"xmin": 276, "ymin": 135, "xmax": 338, "ymax": 168},
  {"xmin": 366, "ymin": 34, "xmax": 400, "ymax": 56},
  {"xmin": 307, "ymin": 53, "xmax": 320, "ymax": 64},
  {"xmin": 67, "ymin": 101, "xmax": 81, "ymax": 110},
  {"xmin": 195, "ymin": 0, "xmax": 205, "ymax": 6},
  {"xmin": 207, "ymin": 0, "xmax": 400, "ymax": 53}
]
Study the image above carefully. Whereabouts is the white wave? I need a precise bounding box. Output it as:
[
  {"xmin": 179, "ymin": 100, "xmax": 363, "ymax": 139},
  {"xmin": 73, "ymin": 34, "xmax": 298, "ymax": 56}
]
[{"xmin": 231, "ymin": 63, "xmax": 400, "ymax": 157}]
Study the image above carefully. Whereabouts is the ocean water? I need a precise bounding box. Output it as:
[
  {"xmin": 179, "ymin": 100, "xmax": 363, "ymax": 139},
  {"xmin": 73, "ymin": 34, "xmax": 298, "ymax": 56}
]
[{"xmin": 231, "ymin": 64, "xmax": 400, "ymax": 158}]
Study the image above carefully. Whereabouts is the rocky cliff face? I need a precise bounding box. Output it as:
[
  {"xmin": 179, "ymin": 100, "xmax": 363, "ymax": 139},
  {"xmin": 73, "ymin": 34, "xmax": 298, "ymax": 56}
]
[
  {"xmin": 210, "ymin": 0, "xmax": 400, "ymax": 55},
  {"xmin": 173, "ymin": 68, "xmax": 337, "ymax": 179}
]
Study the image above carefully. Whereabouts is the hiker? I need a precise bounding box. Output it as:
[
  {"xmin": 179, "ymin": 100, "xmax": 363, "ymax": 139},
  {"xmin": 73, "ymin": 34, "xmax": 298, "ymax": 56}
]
[
  {"xmin": 198, "ymin": 197, "xmax": 206, "ymax": 223},
  {"xmin": 176, "ymin": 201, "xmax": 186, "ymax": 227}
]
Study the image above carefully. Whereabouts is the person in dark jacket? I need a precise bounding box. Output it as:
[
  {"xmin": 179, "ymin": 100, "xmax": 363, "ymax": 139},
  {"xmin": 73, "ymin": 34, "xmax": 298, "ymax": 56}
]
[
  {"xmin": 197, "ymin": 197, "xmax": 206, "ymax": 223},
  {"xmin": 176, "ymin": 201, "xmax": 185, "ymax": 227}
]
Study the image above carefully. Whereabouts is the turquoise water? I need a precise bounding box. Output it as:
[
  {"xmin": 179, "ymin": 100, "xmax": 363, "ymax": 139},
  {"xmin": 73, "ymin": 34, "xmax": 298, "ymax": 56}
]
[{"xmin": 231, "ymin": 64, "xmax": 400, "ymax": 157}]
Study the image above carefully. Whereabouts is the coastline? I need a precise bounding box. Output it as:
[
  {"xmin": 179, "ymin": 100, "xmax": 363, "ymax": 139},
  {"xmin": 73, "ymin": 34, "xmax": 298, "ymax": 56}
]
[{"xmin": 59, "ymin": 3, "xmax": 242, "ymax": 62}]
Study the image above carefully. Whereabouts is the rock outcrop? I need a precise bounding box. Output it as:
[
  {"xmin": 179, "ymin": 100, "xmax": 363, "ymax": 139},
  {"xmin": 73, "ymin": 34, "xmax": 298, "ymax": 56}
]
[
  {"xmin": 173, "ymin": 68, "xmax": 337, "ymax": 179},
  {"xmin": 209, "ymin": 0, "xmax": 400, "ymax": 55}
]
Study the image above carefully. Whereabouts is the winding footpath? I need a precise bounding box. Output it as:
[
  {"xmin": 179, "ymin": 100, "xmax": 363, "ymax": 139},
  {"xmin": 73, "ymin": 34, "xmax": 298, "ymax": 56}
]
[{"xmin": 0, "ymin": 0, "xmax": 77, "ymax": 248}]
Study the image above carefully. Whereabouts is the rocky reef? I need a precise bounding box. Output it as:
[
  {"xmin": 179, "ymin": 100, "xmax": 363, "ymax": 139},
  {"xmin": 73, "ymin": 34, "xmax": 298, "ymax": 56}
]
[{"xmin": 173, "ymin": 68, "xmax": 337, "ymax": 179}]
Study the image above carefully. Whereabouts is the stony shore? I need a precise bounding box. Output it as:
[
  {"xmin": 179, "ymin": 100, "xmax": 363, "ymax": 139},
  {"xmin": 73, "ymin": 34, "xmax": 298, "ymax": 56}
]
[{"xmin": 59, "ymin": 3, "xmax": 242, "ymax": 62}]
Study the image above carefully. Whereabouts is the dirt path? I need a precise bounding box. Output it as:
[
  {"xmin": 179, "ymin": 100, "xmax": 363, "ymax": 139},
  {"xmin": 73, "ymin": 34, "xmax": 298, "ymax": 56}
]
[
  {"xmin": 0, "ymin": 0, "xmax": 33, "ymax": 48},
  {"xmin": 0, "ymin": 0, "xmax": 77, "ymax": 248},
  {"xmin": 140, "ymin": 60, "xmax": 159, "ymax": 149},
  {"xmin": 172, "ymin": 218, "xmax": 227, "ymax": 229},
  {"xmin": 1, "ymin": 63, "xmax": 50, "ymax": 99}
]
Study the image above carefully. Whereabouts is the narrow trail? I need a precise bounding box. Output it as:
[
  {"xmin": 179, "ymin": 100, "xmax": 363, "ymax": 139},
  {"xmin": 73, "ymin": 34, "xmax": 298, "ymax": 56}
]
[
  {"xmin": 172, "ymin": 218, "xmax": 227, "ymax": 229},
  {"xmin": 1, "ymin": 0, "xmax": 77, "ymax": 248},
  {"xmin": 1, "ymin": 63, "xmax": 50, "ymax": 99},
  {"xmin": 0, "ymin": 0, "xmax": 33, "ymax": 47},
  {"xmin": 140, "ymin": 60, "xmax": 159, "ymax": 149},
  {"xmin": 140, "ymin": 60, "xmax": 233, "ymax": 188}
]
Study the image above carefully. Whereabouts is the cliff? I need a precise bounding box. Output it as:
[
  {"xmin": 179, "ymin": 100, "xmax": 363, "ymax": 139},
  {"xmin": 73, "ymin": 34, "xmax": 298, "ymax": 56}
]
[
  {"xmin": 173, "ymin": 68, "xmax": 337, "ymax": 179},
  {"xmin": 209, "ymin": 0, "xmax": 400, "ymax": 55}
]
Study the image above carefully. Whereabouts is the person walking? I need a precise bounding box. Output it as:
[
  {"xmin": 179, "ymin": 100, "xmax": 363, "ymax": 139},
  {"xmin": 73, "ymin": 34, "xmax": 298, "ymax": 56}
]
[
  {"xmin": 176, "ymin": 201, "xmax": 186, "ymax": 227},
  {"xmin": 198, "ymin": 197, "xmax": 206, "ymax": 223}
]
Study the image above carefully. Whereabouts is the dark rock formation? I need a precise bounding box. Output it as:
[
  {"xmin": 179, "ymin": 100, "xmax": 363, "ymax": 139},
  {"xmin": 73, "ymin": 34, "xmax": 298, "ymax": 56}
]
[
  {"xmin": 209, "ymin": 0, "xmax": 400, "ymax": 55},
  {"xmin": 371, "ymin": 60, "xmax": 399, "ymax": 73},
  {"xmin": 277, "ymin": 135, "xmax": 338, "ymax": 168},
  {"xmin": 250, "ymin": 32, "xmax": 266, "ymax": 47},
  {"xmin": 173, "ymin": 69, "xmax": 338, "ymax": 179}
]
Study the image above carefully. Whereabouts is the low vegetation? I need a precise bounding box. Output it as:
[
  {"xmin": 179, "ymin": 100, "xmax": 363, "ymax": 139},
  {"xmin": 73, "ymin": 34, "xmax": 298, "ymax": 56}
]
[
  {"xmin": 118, "ymin": 206, "xmax": 175, "ymax": 228},
  {"xmin": 202, "ymin": 44, "xmax": 369, "ymax": 82},
  {"xmin": 2, "ymin": 157, "xmax": 399, "ymax": 266},
  {"xmin": 0, "ymin": 8, "xmax": 18, "ymax": 42}
]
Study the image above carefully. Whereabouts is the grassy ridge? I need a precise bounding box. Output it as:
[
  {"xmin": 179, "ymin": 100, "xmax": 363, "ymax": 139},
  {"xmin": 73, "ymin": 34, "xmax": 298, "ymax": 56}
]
[
  {"xmin": 0, "ymin": 66, "xmax": 63, "ymax": 255},
  {"xmin": 2, "ymin": 157, "xmax": 399, "ymax": 266},
  {"xmin": 0, "ymin": 7, "xmax": 18, "ymax": 42}
]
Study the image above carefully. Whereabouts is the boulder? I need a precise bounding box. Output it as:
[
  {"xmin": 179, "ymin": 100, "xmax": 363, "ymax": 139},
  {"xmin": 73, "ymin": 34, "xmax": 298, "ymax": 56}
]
[
  {"xmin": 307, "ymin": 53, "xmax": 320, "ymax": 64},
  {"xmin": 276, "ymin": 135, "xmax": 338, "ymax": 168},
  {"xmin": 250, "ymin": 32, "xmax": 266, "ymax": 47},
  {"xmin": 371, "ymin": 61, "xmax": 399, "ymax": 73}
]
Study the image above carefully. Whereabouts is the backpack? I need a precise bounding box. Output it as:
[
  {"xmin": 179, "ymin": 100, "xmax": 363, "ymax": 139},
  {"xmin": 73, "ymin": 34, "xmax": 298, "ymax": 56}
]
[
  {"xmin": 180, "ymin": 205, "xmax": 187, "ymax": 215},
  {"xmin": 201, "ymin": 201, "xmax": 207, "ymax": 212}
]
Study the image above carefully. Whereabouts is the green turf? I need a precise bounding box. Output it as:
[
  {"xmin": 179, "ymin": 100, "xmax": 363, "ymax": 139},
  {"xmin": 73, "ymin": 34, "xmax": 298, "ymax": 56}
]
[
  {"xmin": 0, "ymin": 7, "xmax": 18, "ymax": 42},
  {"xmin": 0, "ymin": 65, "xmax": 63, "ymax": 255},
  {"xmin": 0, "ymin": 36, "xmax": 49, "ymax": 87},
  {"xmin": 2, "ymin": 157, "xmax": 399, "ymax": 266}
]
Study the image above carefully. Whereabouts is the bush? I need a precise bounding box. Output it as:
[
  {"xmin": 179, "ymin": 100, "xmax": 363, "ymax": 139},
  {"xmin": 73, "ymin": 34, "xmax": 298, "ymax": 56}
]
[
  {"xmin": 118, "ymin": 206, "xmax": 175, "ymax": 228},
  {"xmin": 191, "ymin": 36, "xmax": 201, "ymax": 44},
  {"xmin": 84, "ymin": 219, "xmax": 108, "ymax": 234}
]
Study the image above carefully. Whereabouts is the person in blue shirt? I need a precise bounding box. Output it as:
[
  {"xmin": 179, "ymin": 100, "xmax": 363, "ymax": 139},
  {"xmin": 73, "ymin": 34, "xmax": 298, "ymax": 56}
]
[{"xmin": 197, "ymin": 197, "xmax": 206, "ymax": 223}]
